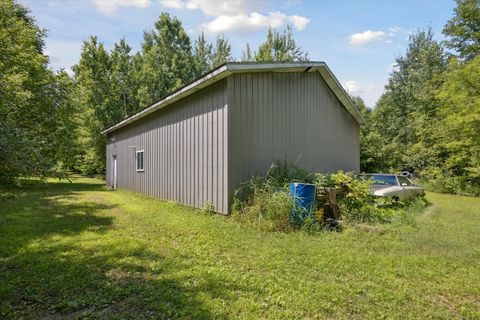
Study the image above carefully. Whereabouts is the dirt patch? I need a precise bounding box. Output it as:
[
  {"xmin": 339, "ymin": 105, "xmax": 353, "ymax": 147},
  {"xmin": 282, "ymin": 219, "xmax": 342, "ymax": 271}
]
[{"xmin": 433, "ymin": 294, "xmax": 460, "ymax": 317}]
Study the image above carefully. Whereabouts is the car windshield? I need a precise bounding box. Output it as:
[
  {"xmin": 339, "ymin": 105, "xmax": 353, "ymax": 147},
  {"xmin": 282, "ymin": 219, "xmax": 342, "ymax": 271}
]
[{"xmin": 363, "ymin": 175, "xmax": 398, "ymax": 186}]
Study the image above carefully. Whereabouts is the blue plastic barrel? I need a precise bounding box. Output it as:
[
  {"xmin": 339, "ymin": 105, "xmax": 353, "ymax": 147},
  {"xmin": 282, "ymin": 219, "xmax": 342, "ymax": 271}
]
[{"xmin": 289, "ymin": 182, "xmax": 316, "ymax": 225}]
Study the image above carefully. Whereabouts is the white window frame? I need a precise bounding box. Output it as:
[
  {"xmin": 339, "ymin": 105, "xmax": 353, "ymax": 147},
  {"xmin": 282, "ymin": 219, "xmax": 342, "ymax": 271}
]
[{"xmin": 136, "ymin": 149, "xmax": 144, "ymax": 172}]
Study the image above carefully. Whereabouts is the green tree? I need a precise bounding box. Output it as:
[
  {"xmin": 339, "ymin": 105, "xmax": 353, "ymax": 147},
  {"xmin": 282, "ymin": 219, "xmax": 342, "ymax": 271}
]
[
  {"xmin": 193, "ymin": 32, "xmax": 212, "ymax": 77},
  {"xmin": 72, "ymin": 36, "xmax": 115, "ymax": 175},
  {"xmin": 370, "ymin": 29, "xmax": 446, "ymax": 172},
  {"xmin": 0, "ymin": 0, "xmax": 76, "ymax": 184},
  {"xmin": 434, "ymin": 56, "xmax": 480, "ymax": 190},
  {"xmin": 110, "ymin": 38, "xmax": 139, "ymax": 117},
  {"xmin": 351, "ymin": 97, "xmax": 382, "ymax": 173},
  {"xmin": 244, "ymin": 26, "xmax": 308, "ymax": 62},
  {"xmin": 443, "ymin": 0, "xmax": 480, "ymax": 60},
  {"xmin": 241, "ymin": 43, "xmax": 254, "ymax": 62},
  {"xmin": 210, "ymin": 35, "xmax": 232, "ymax": 68},
  {"xmin": 137, "ymin": 13, "xmax": 195, "ymax": 108}
]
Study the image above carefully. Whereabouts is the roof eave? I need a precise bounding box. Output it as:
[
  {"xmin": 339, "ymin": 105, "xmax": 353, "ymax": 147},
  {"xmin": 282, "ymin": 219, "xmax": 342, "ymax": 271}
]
[
  {"xmin": 315, "ymin": 65, "xmax": 366, "ymax": 125},
  {"xmin": 101, "ymin": 65, "xmax": 231, "ymax": 134},
  {"xmin": 102, "ymin": 62, "xmax": 365, "ymax": 135}
]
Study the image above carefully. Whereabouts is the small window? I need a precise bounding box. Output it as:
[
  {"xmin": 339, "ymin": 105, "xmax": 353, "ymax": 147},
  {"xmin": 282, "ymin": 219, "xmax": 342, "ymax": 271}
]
[
  {"xmin": 397, "ymin": 176, "xmax": 412, "ymax": 186},
  {"xmin": 136, "ymin": 150, "xmax": 144, "ymax": 172}
]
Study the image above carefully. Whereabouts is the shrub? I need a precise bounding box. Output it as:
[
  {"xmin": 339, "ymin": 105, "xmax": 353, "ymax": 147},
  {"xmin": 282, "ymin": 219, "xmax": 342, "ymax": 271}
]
[
  {"xmin": 420, "ymin": 175, "xmax": 480, "ymax": 197},
  {"xmin": 324, "ymin": 171, "xmax": 394, "ymax": 224},
  {"xmin": 233, "ymin": 162, "xmax": 429, "ymax": 232},
  {"xmin": 232, "ymin": 160, "xmax": 308, "ymax": 231},
  {"xmin": 232, "ymin": 177, "xmax": 294, "ymax": 231}
]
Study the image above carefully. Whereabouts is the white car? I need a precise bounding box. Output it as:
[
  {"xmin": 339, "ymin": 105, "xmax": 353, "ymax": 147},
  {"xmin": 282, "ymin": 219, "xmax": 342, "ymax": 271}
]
[{"xmin": 361, "ymin": 174, "xmax": 425, "ymax": 201}]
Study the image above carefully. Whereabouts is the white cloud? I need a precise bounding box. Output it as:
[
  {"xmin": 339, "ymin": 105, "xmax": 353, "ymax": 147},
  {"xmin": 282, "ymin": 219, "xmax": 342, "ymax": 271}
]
[
  {"xmin": 160, "ymin": 0, "xmax": 260, "ymax": 15},
  {"xmin": 203, "ymin": 11, "xmax": 309, "ymax": 33},
  {"xmin": 388, "ymin": 26, "xmax": 401, "ymax": 33},
  {"xmin": 288, "ymin": 15, "xmax": 310, "ymax": 31},
  {"xmin": 91, "ymin": 0, "xmax": 151, "ymax": 15},
  {"xmin": 344, "ymin": 80, "xmax": 359, "ymax": 94},
  {"xmin": 159, "ymin": 0, "xmax": 184, "ymax": 9},
  {"xmin": 204, "ymin": 12, "xmax": 280, "ymax": 33},
  {"xmin": 344, "ymin": 80, "xmax": 376, "ymax": 94},
  {"xmin": 349, "ymin": 26, "xmax": 415, "ymax": 46},
  {"xmin": 160, "ymin": 0, "xmax": 197, "ymax": 9},
  {"xmin": 159, "ymin": 0, "xmax": 309, "ymax": 33},
  {"xmin": 349, "ymin": 30, "xmax": 385, "ymax": 45}
]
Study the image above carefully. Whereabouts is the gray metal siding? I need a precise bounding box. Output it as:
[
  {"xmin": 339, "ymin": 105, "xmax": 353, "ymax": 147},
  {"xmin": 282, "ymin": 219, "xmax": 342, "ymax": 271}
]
[
  {"xmin": 227, "ymin": 71, "xmax": 360, "ymax": 202},
  {"xmin": 106, "ymin": 80, "xmax": 229, "ymax": 214}
]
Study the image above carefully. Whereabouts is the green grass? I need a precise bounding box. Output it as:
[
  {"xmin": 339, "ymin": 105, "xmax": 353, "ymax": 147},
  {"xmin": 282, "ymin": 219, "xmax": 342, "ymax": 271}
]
[{"xmin": 1, "ymin": 177, "xmax": 479, "ymax": 319}]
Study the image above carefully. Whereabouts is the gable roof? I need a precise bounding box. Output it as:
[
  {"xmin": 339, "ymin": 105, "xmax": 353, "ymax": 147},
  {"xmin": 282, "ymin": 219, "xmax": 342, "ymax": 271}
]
[{"xmin": 102, "ymin": 61, "xmax": 365, "ymax": 134}]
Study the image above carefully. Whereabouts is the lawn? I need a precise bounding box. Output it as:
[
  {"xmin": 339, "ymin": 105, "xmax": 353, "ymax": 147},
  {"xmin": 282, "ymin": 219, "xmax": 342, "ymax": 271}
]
[{"xmin": 1, "ymin": 177, "xmax": 479, "ymax": 319}]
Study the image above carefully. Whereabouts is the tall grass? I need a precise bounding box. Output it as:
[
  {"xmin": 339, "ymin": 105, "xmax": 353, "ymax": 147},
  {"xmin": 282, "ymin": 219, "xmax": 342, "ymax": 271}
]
[{"xmin": 233, "ymin": 161, "xmax": 429, "ymax": 232}]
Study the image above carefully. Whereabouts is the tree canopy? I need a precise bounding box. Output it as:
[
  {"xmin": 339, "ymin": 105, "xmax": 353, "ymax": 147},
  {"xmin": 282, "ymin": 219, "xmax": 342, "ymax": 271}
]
[
  {"xmin": 242, "ymin": 26, "xmax": 307, "ymax": 62},
  {"xmin": 443, "ymin": 0, "xmax": 480, "ymax": 60},
  {"xmin": 0, "ymin": 0, "xmax": 77, "ymax": 184}
]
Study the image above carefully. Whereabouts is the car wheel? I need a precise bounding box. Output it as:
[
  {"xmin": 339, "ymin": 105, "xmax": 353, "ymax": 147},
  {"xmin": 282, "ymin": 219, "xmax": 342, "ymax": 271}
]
[{"xmin": 392, "ymin": 196, "xmax": 400, "ymax": 202}]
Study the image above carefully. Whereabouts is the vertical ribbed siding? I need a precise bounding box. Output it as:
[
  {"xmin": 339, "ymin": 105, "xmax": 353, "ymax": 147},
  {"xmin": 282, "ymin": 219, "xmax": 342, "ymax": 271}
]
[
  {"xmin": 106, "ymin": 80, "xmax": 229, "ymax": 214},
  {"xmin": 227, "ymin": 71, "xmax": 360, "ymax": 203}
]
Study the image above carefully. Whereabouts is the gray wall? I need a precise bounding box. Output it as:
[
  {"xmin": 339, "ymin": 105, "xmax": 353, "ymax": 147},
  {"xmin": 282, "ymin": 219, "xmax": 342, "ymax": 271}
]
[
  {"xmin": 227, "ymin": 71, "xmax": 360, "ymax": 201},
  {"xmin": 106, "ymin": 71, "xmax": 360, "ymax": 214},
  {"xmin": 106, "ymin": 80, "xmax": 229, "ymax": 213}
]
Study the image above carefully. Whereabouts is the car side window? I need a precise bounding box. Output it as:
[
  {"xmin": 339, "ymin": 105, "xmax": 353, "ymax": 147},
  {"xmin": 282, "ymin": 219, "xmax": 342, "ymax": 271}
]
[{"xmin": 398, "ymin": 176, "xmax": 412, "ymax": 186}]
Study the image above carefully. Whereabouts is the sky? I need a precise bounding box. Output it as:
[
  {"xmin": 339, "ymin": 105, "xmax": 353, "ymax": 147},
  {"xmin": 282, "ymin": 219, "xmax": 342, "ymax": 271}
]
[{"xmin": 21, "ymin": 0, "xmax": 456, "ymax": 107}]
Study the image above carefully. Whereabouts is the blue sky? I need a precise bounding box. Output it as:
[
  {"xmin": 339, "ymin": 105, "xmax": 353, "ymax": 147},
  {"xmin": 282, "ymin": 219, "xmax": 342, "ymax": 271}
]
[{"xmin": 21, "ymin": 0, "xmax": 456, "ymax": 107}]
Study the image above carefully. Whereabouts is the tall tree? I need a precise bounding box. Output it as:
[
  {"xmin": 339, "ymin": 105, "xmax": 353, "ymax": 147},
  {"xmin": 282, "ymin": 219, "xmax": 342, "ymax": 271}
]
[
  {"xmin": 210, "ymin": 35, "xmax": 232, "ymax": 68},
  {"xmin": 110, "ymin": 38, "xmax": 138, "ymax": 117},
  {"xmin": 370, "ymin": 29, "xmax": 446, "ymax": 172},
  {"xmin": 137, "ymin": 13, "xmax": 195, "ymax": 108},
  {"xmin": 241, "ymin": 43, "xmax": 254, "ymax": 62},
  {"xmin": 251, "ymin": 26, "xmax": 308, "ymax": 62},
  {"xmin": 193, "ymin": 32, "xmax": 212, "ymax": 77},
  {"xmin": 72, "ymin": 36, "xmax": 115, "ymax": 175},
  {"xmin": 0, "ymin": 0, "xmax": 76, "ymax": 184},
  {"xmin": 434, "ymin": 56, "xmax": 480, "ymax": 188},
  {"xmin": 443, "ymin": 0, "xmax": 480, "ymax": 60},
  {"xmin": 351, "ymin": 97, "xmax": 382, "ymax": 173}
]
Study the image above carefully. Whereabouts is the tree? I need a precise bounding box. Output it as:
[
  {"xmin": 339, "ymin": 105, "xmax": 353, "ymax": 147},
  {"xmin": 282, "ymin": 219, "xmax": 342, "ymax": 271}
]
[
  {"xmin": 210, "ymin": 35, "xmax": 232, "ymax": 68},
  {"xmin": 193, "ymin": 32, "xmax": 212, "ymax": 77},
  {"xmin": 0, "ymin": 0, "xmax": 76, "ymax": 184},
  {"xmin": 369, "ymin": 29, "xmax": 446, "ymax": 172},
  {"xmin": 351, "ymin": 97, "xmax": 382, "ymax": 173},
  {"xmin": 434, "ymin": 56, "xmax": 480, "ymax": 189},
  {"xmin": 110, "ymin": 38, "xmax": 138, "ymax": 117},
  {"xmin": 243, "ymin": 26, "xmax": 308, "ymax": 62},
  {"xmin": 72, "ymin": 36, "xmax": 115, "ymax": 175},
  {"xmin": 241, "ymin": 43, "xmax": 254, "ymax": 62},
  {"xmin": 443, "ymin": 0, "xmax": 480, "ymax": 60},
  {"xmin": 137, "ymin": 13, "xmax": 195, "ymax": 108}
]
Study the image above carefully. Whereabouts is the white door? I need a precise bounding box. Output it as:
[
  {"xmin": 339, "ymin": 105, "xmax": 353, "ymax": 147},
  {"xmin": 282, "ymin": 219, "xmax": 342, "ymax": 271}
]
[{"xmin": 113, "ymin": 157, "xmax": 117, "ymax": 190}]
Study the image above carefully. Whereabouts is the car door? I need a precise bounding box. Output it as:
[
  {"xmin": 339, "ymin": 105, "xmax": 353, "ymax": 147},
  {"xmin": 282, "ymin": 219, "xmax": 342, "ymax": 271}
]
[{"xmin": 397, "ymin": 176, "xmax": 413, "ymax": 199}]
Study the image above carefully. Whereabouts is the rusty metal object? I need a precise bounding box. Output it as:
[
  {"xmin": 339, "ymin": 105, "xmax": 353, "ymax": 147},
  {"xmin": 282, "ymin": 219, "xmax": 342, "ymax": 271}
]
[{"xmin": 316, "ymin": 187, "xmax": 346, "ymax": 220}]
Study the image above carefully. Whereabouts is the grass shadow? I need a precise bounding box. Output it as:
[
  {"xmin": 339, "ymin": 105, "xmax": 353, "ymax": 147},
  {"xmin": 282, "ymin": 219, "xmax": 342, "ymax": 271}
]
[{"xmin": 0, "ymin": 179, "xmax": 252, "ymax": 319}]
